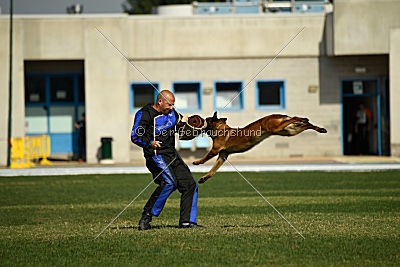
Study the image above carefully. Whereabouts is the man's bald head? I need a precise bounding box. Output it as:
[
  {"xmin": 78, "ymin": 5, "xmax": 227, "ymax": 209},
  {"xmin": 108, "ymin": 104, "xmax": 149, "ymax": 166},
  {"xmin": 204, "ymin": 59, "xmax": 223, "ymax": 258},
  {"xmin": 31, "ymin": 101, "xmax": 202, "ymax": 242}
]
[
  {"xmin": 156, "ymin": 90, "xmax": 175, "ymax": 104},
  {"xmin": 154, "ymin": 90, "xmax": 175, "ymax": 115}
]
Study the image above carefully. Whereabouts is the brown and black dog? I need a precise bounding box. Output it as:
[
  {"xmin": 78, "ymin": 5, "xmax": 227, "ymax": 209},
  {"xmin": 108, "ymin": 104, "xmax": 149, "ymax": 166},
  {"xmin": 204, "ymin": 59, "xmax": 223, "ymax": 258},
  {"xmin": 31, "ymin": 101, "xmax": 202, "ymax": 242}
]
[{"xmin": 193, "ymin": 112, "xmax": 327, "ymax": 183}]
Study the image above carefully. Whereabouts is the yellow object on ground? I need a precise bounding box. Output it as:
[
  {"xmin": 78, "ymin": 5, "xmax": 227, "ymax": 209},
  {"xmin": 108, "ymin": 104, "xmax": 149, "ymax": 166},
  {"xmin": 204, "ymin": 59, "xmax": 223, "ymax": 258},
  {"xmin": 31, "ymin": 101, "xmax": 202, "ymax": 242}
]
[
  {"xmin": 10, "ymin": 135, "xmax": 52, "ymax": 169},
  {"xmin": 10, "ymin": 138, "xmax": 32, "ymax": 169}
]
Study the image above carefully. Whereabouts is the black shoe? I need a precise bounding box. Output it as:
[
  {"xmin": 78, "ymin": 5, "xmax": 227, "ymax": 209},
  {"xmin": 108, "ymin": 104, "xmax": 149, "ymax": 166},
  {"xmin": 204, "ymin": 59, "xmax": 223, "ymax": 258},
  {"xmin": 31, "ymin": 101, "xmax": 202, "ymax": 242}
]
[
  {"xmin": 179, "ymin": 222, "xmax": 205, "ymax": 229},
  {"xmin": 138, "ymin": 212, "xmax": 152, "ymax": 231}
]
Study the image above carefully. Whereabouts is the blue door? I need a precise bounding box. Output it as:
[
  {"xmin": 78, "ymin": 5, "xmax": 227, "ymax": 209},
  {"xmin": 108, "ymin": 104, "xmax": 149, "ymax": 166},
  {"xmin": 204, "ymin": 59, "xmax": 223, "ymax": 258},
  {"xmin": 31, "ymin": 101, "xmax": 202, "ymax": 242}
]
[{"xmin": 25, "ymin": 73, "xmax": 85, "ymax": 156}]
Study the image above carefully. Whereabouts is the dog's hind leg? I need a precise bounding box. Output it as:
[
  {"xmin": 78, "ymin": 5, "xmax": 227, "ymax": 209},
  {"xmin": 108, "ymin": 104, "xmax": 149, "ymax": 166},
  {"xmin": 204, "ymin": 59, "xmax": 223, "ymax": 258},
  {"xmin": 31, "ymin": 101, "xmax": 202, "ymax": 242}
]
[
  {"xmin": 269, "ymin": 117, "xmax": 302, "ymax": 133},
  {"xmin": 306, "ymin": 123, "xmax": 327, "ymax": 133},
  {"xmin": 198, "ymin": 151, "xmax": 228, "ymax": 184}
]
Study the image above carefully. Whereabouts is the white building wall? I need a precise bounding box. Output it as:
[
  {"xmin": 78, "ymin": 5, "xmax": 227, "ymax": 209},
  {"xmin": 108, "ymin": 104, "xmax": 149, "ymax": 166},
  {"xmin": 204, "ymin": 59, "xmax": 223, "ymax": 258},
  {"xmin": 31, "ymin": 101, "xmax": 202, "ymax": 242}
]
[
  {"xmin": 128, "ymin": 54, "xmax": 389, "ymax": 161},
  {"xmin": 0, "ymin": 7, "xmax": 398, "ymax": 166},
  {"xmin": 390, "ymin": 28, "xmax": 400, "ymax": 156},
  {"xmin": 84, "ymin": 18, "xmax": 131, "ymax": 163},
  {"xmin": 22, "ymin": 17, "xmax": 85, "ymax": 59},
  {"xmin": 128, "ymin": 57, "xmax": 330, "ymax": 159},
  {"xmin": 126, "ymin": 14, "xmax": 326, "ymax": 59},
  {"xmin": 155, "ymin": 5, "xmax": 193, "ymax": 16},
  {"xmin": 334, "ymin": 0, "xmax": 400, "ymax": 55}
]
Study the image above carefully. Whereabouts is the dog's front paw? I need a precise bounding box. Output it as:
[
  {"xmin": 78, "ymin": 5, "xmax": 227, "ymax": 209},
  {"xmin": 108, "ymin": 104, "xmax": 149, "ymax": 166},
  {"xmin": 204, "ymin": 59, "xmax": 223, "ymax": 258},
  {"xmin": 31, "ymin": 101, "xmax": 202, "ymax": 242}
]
[
  {"xmin": 193, "ymin": 160, "xmax": 202, "ymax": 165},
  {"xmin": 198, "ymin": 175, "xmax": 210, "ymax": 184}
]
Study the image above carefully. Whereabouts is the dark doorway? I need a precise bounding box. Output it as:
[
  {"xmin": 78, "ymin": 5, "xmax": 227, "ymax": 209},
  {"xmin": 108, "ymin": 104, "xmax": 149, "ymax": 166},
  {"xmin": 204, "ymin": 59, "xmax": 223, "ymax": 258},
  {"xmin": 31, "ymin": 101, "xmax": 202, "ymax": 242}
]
[{"xmin": 342, "ymin": 79, "xmax": 380, "ymax": 155}]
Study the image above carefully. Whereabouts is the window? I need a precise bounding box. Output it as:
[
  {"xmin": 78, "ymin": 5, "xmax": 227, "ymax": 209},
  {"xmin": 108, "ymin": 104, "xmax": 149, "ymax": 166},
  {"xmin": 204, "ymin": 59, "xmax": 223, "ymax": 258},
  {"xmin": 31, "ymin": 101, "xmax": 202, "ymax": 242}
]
[
  {"xmin": 256, "ymin": 81, "xmax": 285, "ymax": 109},
  {"xmin": 50, "ymin": 76, "xmax": 74, "ymax": 103},
  {"xmin": 173, "ymin": 82, "xmax": 201, "ymax": 111},
  {"xmin": 131, "ymin": 83, "xmax": 159, "ymax": 111},
  {"xmin": 25, "ymin": 76, "xmax": 46, "ymax": 103},
  {"xmin": 214, "ymin": 81, "xmax": 243, "ymax": 110},
  {"xmin": 25, "ymin": 74, "xmax": 84, "ymax": 105}
]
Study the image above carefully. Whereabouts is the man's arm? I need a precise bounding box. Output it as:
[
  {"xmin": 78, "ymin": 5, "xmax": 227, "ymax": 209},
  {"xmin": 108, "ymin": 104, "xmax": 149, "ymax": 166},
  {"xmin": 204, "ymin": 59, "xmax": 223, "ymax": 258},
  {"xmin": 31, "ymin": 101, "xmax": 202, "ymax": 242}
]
[{"xmin": 131, "ymin": 110, "xmax": 151, "ymax": 148}]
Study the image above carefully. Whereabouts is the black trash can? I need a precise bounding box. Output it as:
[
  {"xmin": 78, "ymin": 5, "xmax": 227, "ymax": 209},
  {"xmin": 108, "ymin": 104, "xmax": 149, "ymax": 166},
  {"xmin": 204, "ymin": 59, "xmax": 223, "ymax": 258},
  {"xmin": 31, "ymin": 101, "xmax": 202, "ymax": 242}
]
[{"xmin": 101, "ymin": 137, "xmax": 113, "ymax": 160}]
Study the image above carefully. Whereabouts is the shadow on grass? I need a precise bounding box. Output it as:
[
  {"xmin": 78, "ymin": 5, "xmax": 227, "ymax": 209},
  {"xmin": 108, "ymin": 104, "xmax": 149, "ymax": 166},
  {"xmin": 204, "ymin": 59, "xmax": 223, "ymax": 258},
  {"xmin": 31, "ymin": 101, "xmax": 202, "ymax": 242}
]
[
  {"xmin": 111, "ymin": 224, "xmax": 270, "ymax": 230},
  {"xmin": 110, "ymin": 225, "xmax": 179, "ymax": 230},
  {"xmin": 222, "ymin": 224, "xmax": 270, "ymax": 228}
]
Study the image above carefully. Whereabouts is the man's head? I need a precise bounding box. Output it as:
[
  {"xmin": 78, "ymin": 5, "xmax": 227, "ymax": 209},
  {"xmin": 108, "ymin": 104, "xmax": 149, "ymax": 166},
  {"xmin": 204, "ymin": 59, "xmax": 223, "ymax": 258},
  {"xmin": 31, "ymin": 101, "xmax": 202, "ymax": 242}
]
[{"xmin": 154, "ymin": 90, "xmax": 175, "ymax": 115}]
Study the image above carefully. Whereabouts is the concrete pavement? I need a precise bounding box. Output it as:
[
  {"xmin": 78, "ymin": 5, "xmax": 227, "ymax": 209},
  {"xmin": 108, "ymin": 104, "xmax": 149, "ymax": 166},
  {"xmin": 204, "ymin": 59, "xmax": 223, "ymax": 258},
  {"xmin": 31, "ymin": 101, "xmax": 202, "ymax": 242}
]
[{"xmin": 0, "ymin": 156, "xmax": 399, "ymax": 177}]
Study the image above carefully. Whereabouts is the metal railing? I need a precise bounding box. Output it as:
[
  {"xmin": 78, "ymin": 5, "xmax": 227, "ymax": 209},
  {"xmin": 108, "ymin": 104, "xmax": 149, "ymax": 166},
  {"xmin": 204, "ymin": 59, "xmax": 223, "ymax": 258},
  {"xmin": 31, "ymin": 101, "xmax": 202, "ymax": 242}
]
[{"xmin": 193, "ymin": 0, "xmax": 330, "ymax": 15}]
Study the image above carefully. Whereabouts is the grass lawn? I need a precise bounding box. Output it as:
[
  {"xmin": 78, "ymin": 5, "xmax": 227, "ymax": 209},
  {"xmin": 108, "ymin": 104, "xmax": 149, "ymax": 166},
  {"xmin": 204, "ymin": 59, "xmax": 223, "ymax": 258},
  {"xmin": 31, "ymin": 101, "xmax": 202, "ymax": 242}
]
[{"xmin": 0, "ymin": 171, "xmax": 399, "ymax": 266}]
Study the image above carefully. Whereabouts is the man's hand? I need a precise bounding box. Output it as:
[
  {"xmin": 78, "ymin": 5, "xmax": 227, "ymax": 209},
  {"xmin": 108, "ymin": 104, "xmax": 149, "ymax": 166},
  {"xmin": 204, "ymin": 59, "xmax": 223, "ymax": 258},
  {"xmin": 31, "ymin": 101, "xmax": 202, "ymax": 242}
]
[{"xmin": 151, "ymin": 141, "xmax": 162, "ymax": 149}]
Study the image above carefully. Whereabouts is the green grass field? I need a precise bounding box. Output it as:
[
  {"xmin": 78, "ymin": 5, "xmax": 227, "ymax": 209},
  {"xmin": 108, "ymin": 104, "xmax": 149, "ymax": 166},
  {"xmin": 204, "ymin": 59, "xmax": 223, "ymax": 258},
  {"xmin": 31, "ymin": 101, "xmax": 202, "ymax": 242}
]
[{"xmin": 1, "ymin": 171, "xmax": 399, "ymax": 266}]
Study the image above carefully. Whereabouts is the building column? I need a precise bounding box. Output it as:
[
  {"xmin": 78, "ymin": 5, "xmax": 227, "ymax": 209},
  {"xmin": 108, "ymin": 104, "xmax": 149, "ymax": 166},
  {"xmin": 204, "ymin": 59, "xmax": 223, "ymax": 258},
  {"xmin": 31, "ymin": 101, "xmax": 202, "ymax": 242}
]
[{"xmin": 390, "ymin": 28, "xmax": 400, "ymax": 156}]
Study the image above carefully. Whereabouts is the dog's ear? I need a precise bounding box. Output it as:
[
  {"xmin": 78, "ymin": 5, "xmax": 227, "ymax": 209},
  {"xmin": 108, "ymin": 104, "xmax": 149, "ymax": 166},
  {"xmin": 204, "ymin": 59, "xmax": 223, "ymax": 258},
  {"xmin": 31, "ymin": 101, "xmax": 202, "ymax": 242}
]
[
  {"xmin": 212, "ymin": 112, "xmax": 218, "ymax": 121},
  {"xmin": 221, "ymin": 118, "xmax": 227, "ymax": 122}
]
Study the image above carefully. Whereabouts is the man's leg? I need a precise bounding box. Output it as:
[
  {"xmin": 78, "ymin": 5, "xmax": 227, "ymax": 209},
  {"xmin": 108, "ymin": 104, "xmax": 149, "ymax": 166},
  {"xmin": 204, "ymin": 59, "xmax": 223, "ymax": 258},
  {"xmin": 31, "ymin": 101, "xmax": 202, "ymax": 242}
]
[
  {"xmin": 171, "ymin": 155, "xmax": 199, "ymax": 226},
  {"xmin": 359, "ymin": 125, "xmax": 368, "ymax": 155},
  {"xmin": 362, "ymin": 126, "xmax": 369, "ymax": 154},
  {"xmin": 139, "ymin": 155, "xmax": 176, "ymax": 230},
  {"xmin": 78, "ymin": 136, "xmax": 84, "ymax": 161}
]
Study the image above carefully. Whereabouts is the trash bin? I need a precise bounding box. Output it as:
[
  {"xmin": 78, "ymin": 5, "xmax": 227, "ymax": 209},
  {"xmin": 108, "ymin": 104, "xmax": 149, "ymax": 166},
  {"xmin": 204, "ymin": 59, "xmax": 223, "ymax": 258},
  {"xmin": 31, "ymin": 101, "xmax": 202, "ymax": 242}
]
[{"xmin": 101, "ymin": 137, "xmax": 113, "ymax": 160}]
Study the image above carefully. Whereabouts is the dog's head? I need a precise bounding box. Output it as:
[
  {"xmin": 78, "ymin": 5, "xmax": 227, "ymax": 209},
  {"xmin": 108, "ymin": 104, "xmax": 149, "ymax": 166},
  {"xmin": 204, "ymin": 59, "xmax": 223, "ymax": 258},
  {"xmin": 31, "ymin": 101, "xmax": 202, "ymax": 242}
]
[{"xmin": 205, "ymin": 112, "xmax": 228, "ymax": 131}]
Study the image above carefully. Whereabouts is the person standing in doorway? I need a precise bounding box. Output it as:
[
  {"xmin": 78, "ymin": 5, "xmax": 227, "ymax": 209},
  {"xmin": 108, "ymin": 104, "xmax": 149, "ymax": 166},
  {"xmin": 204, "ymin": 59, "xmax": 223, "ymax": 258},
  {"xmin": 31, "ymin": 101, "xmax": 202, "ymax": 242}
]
[
  {"xmin": 75, "ymin": 112, "xmax": 86, "ymax": 162},
  {"xmin": 354, "ymin": 104, "xmax": 372, "ymax": 155}
]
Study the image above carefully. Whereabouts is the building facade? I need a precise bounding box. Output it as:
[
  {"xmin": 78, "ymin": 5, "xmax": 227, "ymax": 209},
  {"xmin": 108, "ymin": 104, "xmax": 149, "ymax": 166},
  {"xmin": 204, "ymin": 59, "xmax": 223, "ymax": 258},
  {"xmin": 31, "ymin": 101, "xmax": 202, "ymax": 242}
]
[{"xmin": 1, "ymin": 0, "xmax": 400, "ymax": 166}]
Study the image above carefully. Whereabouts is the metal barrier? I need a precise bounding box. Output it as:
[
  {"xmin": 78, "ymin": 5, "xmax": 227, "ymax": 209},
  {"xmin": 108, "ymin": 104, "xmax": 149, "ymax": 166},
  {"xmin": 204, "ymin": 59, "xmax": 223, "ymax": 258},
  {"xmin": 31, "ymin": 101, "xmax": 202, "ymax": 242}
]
[{"xmin": 10, "ymin": 135, "xmax": 52, "ymax": 169}]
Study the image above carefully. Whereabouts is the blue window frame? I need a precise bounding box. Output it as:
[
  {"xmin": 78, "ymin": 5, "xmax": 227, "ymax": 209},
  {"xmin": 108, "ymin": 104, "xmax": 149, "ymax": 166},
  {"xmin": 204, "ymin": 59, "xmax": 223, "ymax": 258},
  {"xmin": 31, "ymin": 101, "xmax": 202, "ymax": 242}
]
[
  {"xmin": 130, "ymin": 82, "xmax": 159, "ymax": 113},
  {"xmin": 256, "ymin": 80, "xmax": 285, "ymax": 110},
  {"xmin": 172, "ymin": 81, "xmax": 202, "ymax": 112},
  {"xmin": 214, "ymin": 81, "xmax": 244, "ymax": 111}
]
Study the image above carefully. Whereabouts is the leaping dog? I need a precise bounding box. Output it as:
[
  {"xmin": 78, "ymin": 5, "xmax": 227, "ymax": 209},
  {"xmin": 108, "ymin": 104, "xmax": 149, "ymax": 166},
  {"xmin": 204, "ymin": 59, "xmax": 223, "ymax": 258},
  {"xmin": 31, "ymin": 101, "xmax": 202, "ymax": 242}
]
[{"xmin": 193, "ymin": 112, "xmax": 327, "ymax": 183}]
